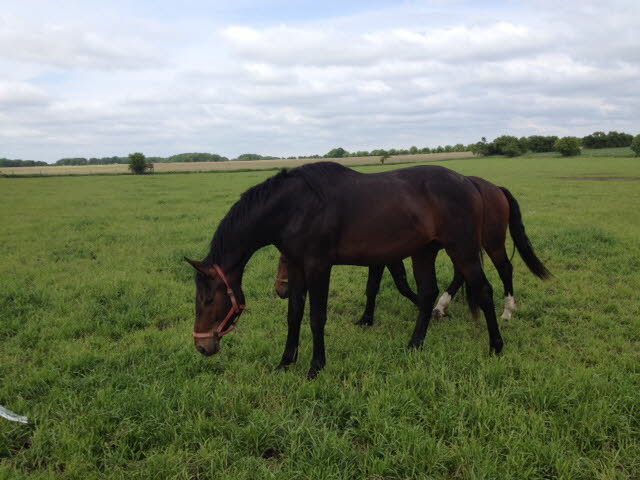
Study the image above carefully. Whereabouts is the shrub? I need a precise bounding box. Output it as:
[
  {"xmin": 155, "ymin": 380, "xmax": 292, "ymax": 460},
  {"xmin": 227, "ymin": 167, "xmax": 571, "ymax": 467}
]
[
  {"xmin": 501, "ymin": 139, "xmax": 524, "ymax": 157},
  {"xmin": 493, "ymin": 135, "xmax": 525, "ymax": 156},
  {"xmin": 470, "ymin": 137, "xmax": 492, "ymax": 156},
  {"xmin": 527, "ymin": 135, "xmax": 558, "ymax": 153},
  {"xmin": 128, "ymin": 152, "xmax": 150, "ymax": 174},
  {"xmin": 631, "ymin": 135, "xmax": 640, "ymax": 157},
  {"xmin": 555, "ymin": 137, "xmax": 581, "ymax": 156},
  {"xmin": 582, "ymin": 131, "xmax": 633, "ymax": 149}
]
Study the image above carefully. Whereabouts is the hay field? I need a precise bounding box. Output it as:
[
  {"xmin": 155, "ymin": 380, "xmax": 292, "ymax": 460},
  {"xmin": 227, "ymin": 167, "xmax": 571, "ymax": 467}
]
[{"xmin": 0, "ymin": 152, "xmax": 472, "ymax": 176}]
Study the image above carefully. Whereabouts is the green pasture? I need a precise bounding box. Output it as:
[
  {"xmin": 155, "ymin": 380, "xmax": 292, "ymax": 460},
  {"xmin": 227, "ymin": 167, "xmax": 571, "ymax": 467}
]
[{"xmin": 1, "ymin": 154, "xmax": 639, "ymax": 479}]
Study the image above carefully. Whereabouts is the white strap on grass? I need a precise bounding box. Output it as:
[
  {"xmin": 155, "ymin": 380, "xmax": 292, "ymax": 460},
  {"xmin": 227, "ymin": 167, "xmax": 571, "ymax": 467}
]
[{"xmin": 0, "ymin": 405, "xmax": 28, "ymax": 424}]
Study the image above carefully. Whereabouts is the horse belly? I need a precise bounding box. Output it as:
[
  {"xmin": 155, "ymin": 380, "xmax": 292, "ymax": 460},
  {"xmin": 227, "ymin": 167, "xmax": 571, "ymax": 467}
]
[{"xmin": 334, "ymin": 209, "xmax": 433, "ymax": 265}]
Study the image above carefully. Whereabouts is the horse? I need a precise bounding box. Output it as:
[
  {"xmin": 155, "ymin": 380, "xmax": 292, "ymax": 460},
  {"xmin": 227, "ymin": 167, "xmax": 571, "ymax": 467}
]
[
  {"xmin": 186, "ymin": 162, "xmax": 507, "ymax": 379},
  {"xmin": 274, "ymin": 176, "xmax": 550, "ymax": 325}
]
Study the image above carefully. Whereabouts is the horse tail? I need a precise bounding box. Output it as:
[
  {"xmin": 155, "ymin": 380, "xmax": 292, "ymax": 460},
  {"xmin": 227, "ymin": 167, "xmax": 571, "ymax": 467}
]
[
  {"xmin": 464, "ymin": 282, "xmax": 480, "ymax": 318},
  {"xmin": 499, "ymin": 187, "xmax": 551, "ymax": 280}
]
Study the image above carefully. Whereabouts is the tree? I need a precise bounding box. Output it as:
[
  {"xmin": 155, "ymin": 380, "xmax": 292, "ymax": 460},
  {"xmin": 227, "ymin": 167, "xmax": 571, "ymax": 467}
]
[
  {"xmin": 236, "ymin": 153, "xmax": 277, "ymax": 161},
  {"xmin": 128, "ymin": 152, "xmax": 150, "ymax": 174},
  {"xmin": 527, "ymin": 135, "xmax": 558, "ymax": 153},
  {"xmin": 325, "ymin": 147, "xmax": 347, "ymax": 158},
  {"xmin": 493, "ymin": 135, "xmax": 523, "ymax": 156},
  {"xmin": 631, "ymin": 135, "xmax": 640, "ymax": 157},
  {"xmin": 554, "ymin": 137, "xmax": 581, "ymax": 156},
  {"xmin": 580, "ymin": 131, "xmax": 632, "ymax": 149},
  {"xmin": 169, "ymin": 152, "xmax": 229, "ymax": 162},
  {"xmin": 470, "ymin": 137, "xmax": 492, "ymax": 156},
  {"xmin": 0, "ymin": 158, "xmax": 48, "ymax": 167},
  {"xmin": 55, "ymin": 157, "xmax": 88, "ymax": 166},
  {"xmin": 501, "ymin": 138, "xmax": 524, "ymax": 157},
  {"xmin": 582, "ymin": 131, "xmax": 607, "ymax": 149}
]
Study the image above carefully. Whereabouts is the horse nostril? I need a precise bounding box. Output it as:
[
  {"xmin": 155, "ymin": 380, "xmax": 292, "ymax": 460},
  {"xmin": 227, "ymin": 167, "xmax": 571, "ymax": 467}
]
[{"xmin": 196, "ymin": 345, "xmax": 206, "ymax": 355}]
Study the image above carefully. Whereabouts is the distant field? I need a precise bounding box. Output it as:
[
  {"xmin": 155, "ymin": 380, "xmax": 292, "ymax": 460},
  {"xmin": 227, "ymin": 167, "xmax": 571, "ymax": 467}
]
[
  {"xmin": 0, "ymin": 152, "xmax": 471, "ymax": 176},
  {"xmin": 1, "ymin": 155, "xmax": 640, "ymax": 479},
  {"xmin": 524, "ymin": 147, "xmax": 636, "ymax": 158}
]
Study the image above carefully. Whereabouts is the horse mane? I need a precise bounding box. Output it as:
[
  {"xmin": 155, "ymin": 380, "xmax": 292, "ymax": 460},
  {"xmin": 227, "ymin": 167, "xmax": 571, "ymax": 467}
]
[
  {"xmin": 207, "ymin": 169, "xmax": 289, "ymax": 263},
  {"xmin": 289, "ymin": 161, "xmax": 354, "ymax": 202},
  {"xmin": 206, "ymin": 162, "xmax": 355, "ymax": 263}
]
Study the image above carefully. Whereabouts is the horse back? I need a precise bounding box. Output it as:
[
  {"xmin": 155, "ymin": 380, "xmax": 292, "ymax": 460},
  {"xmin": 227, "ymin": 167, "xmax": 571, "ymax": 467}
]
[
  {"xmin": 330, "ymin": 166, "xmax": 483, "ymax": 263},
  {"xmin": 467, "ymin": 176, "xmax": 510, "ymax": 248}
]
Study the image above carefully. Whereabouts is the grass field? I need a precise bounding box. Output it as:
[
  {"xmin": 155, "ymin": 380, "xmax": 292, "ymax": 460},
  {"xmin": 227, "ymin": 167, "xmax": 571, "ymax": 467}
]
[
  {"xmin": 1, "ymin": 154, "xmax": 640, "ymax": 479},
  {"xmin": 0, "ymin": 152, "xmax": 471, "ymax": 177}
]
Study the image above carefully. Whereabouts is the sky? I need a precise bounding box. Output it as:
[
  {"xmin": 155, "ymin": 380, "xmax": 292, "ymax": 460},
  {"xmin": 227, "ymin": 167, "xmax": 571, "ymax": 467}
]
[{"xmin": 1, "ymin": 0, "xmax": 639, "ymax": 162}]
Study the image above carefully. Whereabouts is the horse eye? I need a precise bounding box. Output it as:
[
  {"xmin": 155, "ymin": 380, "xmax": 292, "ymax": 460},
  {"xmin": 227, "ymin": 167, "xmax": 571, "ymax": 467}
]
[{"xmin": 204, "ymin": 298, "xmax": 214, "ymax": 305}]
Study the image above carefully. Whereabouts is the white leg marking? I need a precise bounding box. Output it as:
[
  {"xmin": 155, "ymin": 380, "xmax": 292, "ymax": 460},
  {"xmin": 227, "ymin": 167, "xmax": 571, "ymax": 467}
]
[
  {"xmin": 433, "ymin": 292, "xmax": 452, "ymax": 318},
  {"xmin": 501, "ymin": 295, "xmax": 516, "ymax": 320}
]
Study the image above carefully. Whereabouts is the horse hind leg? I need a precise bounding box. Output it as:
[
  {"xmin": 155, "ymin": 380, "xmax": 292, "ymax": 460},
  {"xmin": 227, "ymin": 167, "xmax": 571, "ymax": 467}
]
[
  {"xmin": 433, "ymin": 266, "xmax": 464, "ymax": 320},
  {"xmin": 448, "ymin": 247, "xmax": 504, "ymax": 355},
  {"xmin": 487, "ymin": 246, "xmax": 516, "ymax": 320}
]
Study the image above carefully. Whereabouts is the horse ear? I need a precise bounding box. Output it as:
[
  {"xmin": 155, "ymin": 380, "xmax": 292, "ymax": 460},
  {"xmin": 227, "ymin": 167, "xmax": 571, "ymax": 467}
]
[{"xmin": 184, "ymin": 257, "xmax": 216, "ymax": 277}]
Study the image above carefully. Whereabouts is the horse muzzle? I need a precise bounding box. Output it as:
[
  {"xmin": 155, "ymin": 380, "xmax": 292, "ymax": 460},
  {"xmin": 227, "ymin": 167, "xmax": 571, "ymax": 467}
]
[{"xmin": 194, "ymin": 337, "xmax": 220, "ymax": 356}]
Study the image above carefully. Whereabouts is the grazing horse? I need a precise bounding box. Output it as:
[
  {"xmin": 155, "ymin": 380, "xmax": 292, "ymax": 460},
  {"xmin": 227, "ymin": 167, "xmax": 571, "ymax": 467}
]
[
  {"xmin": 274, "ymin": 176, "xmax": 550, "ymax": 324},
  {"xmin": 186, "ymin": 162, "xmax": 505, "ymax": 379}
]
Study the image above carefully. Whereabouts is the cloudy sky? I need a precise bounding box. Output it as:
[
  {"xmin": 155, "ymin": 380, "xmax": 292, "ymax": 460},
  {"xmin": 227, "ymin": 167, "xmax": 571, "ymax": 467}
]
[{"xmin": 1, "ymin": 0, "xmax": 639, "ymax": 162}]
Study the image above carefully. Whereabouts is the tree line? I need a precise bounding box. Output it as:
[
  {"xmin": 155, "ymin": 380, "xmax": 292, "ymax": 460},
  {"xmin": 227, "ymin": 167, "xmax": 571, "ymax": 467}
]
[
  {"xmin": 3, "ymin": 130, "xmax": 639, "ymax": 168},
  {"xmin": 471, "ymin": 131, "xmax": 639, "ymax": 157},
  {"xmin": 54, "ymin": 152, "xmax": 229, "ymax": 166},
  {"xmin": 0, "ymin": 158, "xmax": 49, "ymax": 167},
  {"xmin": 323, "ymin": 144, "xmax": 471, "ymax": 159}
]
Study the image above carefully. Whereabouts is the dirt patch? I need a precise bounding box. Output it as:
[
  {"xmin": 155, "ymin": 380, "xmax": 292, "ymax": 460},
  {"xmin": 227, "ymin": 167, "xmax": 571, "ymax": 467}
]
[{"xmin": 559, "ymin": 176, "xmax": 640, "ymax": 181}]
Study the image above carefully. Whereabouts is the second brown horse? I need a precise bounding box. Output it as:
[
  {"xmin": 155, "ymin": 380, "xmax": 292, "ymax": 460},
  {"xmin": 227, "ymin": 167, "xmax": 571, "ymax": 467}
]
[{"xmin": 274, "ymin": 176, "xmax": 550, "ymax": 325}]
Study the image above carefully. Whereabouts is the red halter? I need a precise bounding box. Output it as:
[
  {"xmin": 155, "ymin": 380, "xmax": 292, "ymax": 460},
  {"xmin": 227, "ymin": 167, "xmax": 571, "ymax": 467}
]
[{"xmin": 193, "ymin": 264, "xmax": 246, "ymax": 340}]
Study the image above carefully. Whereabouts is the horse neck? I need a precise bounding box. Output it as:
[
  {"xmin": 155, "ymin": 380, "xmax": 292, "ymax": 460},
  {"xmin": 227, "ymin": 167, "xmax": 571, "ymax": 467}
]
[{"xmin": 214, "ymin": 195, "xmax": 287, "ymax": 281}]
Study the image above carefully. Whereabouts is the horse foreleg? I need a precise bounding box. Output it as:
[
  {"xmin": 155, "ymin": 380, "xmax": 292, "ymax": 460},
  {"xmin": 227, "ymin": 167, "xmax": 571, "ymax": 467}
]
[
  {"xmin": 407, "ymin": 244, "xmax": 440, "ymax": 350},
  {"xmin": 355, "ymin": 264, "xmax": 384, "ymax": 326},
  {"xmin": 306, "ymin": 266, "xmax": 332, "ymax": 379},
  {"xmin": 277, "ymin": 263, "xmax": 306, "ymax": 371},
  {"xmin": 450, "ymin": 250, "xmax": 503, "ymax": 355}
]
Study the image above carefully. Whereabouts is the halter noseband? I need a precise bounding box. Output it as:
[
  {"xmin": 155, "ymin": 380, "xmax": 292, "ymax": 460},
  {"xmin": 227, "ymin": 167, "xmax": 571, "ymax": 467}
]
[{"xmin": 193, "ymin": 264, "xmax": 246, "ymax": 340}]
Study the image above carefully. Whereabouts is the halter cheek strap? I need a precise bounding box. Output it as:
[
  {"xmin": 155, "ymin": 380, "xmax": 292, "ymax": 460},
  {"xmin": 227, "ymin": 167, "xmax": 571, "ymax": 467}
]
[{"xmin": 193, "ymin": 264, "xmax": 246, "ymax": 340}]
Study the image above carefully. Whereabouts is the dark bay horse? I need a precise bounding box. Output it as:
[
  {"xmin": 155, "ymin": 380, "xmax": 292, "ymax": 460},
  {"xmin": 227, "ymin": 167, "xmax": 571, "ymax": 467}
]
[
  {"xmin": 274, "ymin": 176, "xmax": 550, "ymax": 324},
  {"xmin": 186, "ymin": 162, "xmax": 505, "ymax": 379}
]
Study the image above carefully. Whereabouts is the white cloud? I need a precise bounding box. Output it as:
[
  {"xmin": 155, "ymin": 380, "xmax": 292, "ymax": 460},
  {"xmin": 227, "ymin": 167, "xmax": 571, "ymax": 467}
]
[
  {"xmin": 0, "ymin": 16, "xmax": 166, "ymax": 71},
  {"xmin": 1, "ymin": 1, "xmax": 639, "ymax": 161},
  {"xmin": 0, "ymin": 81, "xmax": 49, "ymax": 106}
]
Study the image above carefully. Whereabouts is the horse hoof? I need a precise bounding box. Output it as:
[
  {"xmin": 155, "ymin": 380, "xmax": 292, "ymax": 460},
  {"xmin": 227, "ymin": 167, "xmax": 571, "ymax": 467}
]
[
  {"xmin": 275, "ymin": 362, "xmax": 292, "ymax": 372},
  {"xmin": 432, "ymin": 309, "xmax": 445, "ymax": 320},
  {"xmin": 306, "ymin": 368, "xmax": 320, "ymax": 380},
  {"xmin": 490, "ymin": 339, "xmax": 504, "ymax": 356},
  {"xmin": 355, "ymin": 317, "xmax": 373, "ymax": 327},
  {"xmin": 407, "ymin": 340, "xmax": 423, "ymax": 350}
]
